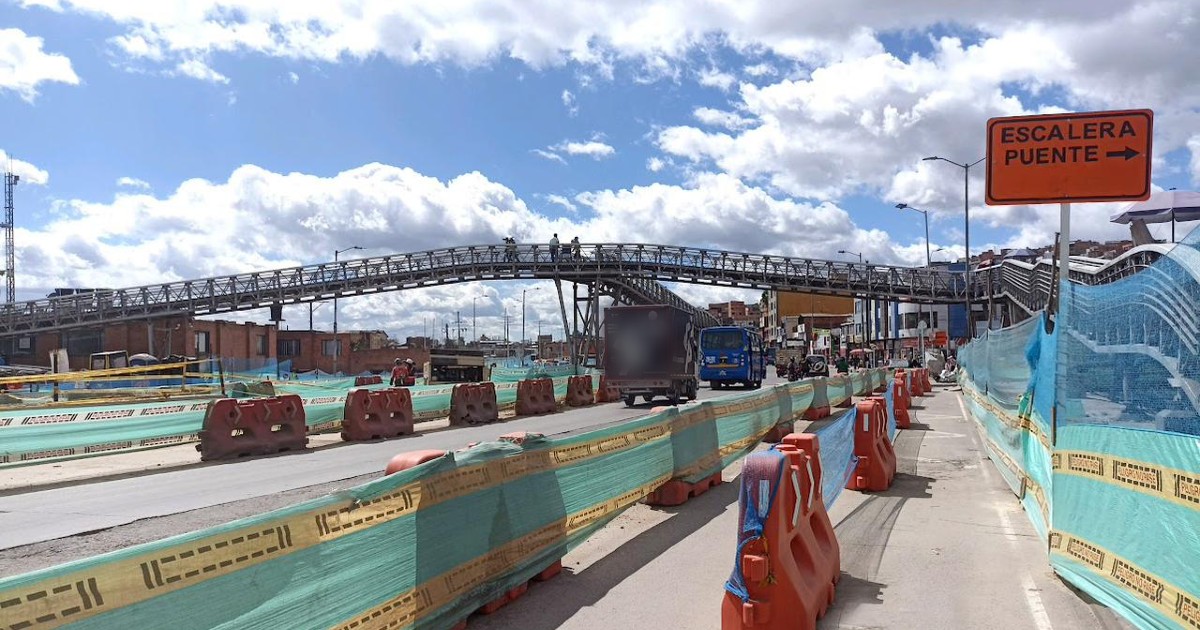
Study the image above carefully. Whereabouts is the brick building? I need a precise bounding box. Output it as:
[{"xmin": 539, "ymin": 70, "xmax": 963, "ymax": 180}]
[
  {"xmin": 706, "ymin": 300, "xmax": 762, "ymax": 326},
  {"xmin": 276, "ymin": 330, "xmax": 428, "ymax": 374},
  {"xmin": 0, "ymin": 317, "xmax": 278, "ymax": 370}
]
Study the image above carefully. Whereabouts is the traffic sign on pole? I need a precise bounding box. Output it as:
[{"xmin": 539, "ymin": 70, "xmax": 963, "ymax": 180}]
[{"xmin": 985, "ymin": 109, "xmax": 1153, "ymax": 205}]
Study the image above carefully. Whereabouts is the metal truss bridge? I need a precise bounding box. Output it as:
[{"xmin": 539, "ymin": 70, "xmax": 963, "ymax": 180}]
[{"xmin": 0, "ymin": 241, "xmax": 1172, "ymax": 339}]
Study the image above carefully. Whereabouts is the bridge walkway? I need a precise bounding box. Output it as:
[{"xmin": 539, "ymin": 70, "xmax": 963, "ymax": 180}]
[{"xmin": 472, "ymin": 387, "xmax": 1132, "ymax": 630}]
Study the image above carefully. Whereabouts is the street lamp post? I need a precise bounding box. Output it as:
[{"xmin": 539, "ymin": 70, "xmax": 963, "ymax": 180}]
[
  {"xmin": 332, "ymin": 245, "xmax": 364, "ymax": 375},
  {"xmin": 521, "ymin": 287, "xmax": 541, "ymax": 366},
  {"xmin": 896, "ymin": 203, "xmax": 933, "ymax": 359},
  {"xmin": 472, "ymin": 294, "xmax": 488, "ymax": 343},
  {"xmin": 924, "ymin": 155, "xmax": 985, "ymax": 339}
]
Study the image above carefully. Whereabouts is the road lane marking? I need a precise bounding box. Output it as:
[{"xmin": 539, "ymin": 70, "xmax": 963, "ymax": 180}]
[{"xmin": 1022, "ymin": 573, "xmax": 1055, "ymax": 630}]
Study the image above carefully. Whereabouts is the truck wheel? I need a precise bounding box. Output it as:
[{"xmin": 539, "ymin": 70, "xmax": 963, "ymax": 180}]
[
  {"xmin": 688, "ymin": 382, "xmax": 698, "ymax": 400},
  {"xmin": 712, "ymin": 382, "xmax": 722, "ymax": 390},
  {"xmin": 643, "ymin": 395, "xmax": 655, "ymax": 403},
  {"xmin": 623, "ymin": 395, "xmax": 636, "ymax": 407}
]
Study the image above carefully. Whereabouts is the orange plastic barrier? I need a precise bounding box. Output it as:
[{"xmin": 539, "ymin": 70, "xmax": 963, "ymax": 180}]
[
  {"xmin": 921, "ymin": 368, "xmax": 932, "ymax": 391},
  {"xmin": 893, "ymin": 372, "xmax": 912, "ymax": 429},
  {"xmin": 342, "ymin": 387, "xmax": 416, "ymax": 441},
  {"xmin": 197, "ymin": 394, "xmax": 308, "ymax": 460},
  {"xmin": 721, "ymin": 435, "xmax": 840, "ymax": 630},
  {"xmin": 384, "ymin": 448, "xmax": 447, "ymax": 475},
  {"xmin": 354, "ymin": 375, "xmax": 383, "ymax": 387},
  {"xmin": 593, "ymin": 374, "xmax": 621, "ymax": 403},
  {"xmin": 565, "ymin": 375, "xmax": 595, "ymax": 407},
  {"xmin": 515, "ymin": 378, "xmax": 558, "ymax": 416},
  {"xmin": 803, "ymin": 377, "xmax": 831, "ymax": 420},
  {"xmin": 449, "ymin": 382, "xmax": 499, "ymax": 426},
  {"xmin": 909, "ymin": 367, "xmax": 926, "ymax": 397},
  {"xmin": 845, "ymin": 399, "xmax": 896, "ymax": 492}
]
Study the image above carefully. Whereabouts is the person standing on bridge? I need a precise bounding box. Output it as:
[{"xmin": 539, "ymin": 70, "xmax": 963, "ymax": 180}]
[
  {"xmin": 549, "ymin": 233, "xmax": 560, "ymax": 261},
  {"xmin": 571, "ymin": 236, "xmax": 581, "ymax": 260}
]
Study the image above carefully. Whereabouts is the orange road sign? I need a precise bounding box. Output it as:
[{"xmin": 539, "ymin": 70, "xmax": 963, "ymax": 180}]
[{"xmin": 986, "ymin": 109, "xmax": 1153, "ymax": 205}]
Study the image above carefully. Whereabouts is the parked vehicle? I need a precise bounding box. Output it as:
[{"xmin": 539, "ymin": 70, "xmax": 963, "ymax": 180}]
[
  {"xmin": 803, "ymin": 354, "xmax": 830, "ymax": 378},
  {"xmin": 699, "ymin": 326, "xmax": 765, "ymax": 390},
  {"xmin": 603, "ymin": 304, "xmax": 699, "ymax": 406}
]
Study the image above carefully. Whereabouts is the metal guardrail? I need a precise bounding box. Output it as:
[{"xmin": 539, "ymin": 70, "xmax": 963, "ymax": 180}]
[{"xmin": 0, "ymin": 242, "xmax": 1173, "ymax": 337}]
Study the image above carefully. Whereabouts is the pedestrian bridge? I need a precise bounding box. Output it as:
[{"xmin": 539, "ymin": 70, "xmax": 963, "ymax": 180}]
[{"xmin": 0, "ymin": 241, "xmax": 1171, "ymax": 336}]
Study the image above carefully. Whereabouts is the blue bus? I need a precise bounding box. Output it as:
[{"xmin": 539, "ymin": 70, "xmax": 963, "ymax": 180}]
[{"xmin": 699, "ymin": 326, "xmax": 766, "ymax": 389}]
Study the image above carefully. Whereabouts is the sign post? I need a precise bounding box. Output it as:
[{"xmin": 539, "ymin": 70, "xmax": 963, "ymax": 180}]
[
  {"xmin": 985, "ymin": 109, "xmax": 1154, "ymax": 439},
  {"xmin": 917, "ymin": 320, "xmax": 928, "ymax": 367}
]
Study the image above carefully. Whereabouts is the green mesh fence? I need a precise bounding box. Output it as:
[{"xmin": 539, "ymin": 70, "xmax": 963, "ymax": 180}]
[
  {"xmin": 0, "ymin": 372, "xmax": 884, "ymax": 630},
  {"xmin": 959, "ymin": 236, "xmax": 1200, "ymax": 629},
  {"xmin": 0, "ymin": 373, "xmax": 601, "ymax": 468}
]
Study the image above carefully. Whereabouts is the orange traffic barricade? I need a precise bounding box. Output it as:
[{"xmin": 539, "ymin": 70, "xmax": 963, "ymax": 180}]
[{"xmin": 721, "ymin": 435, "xmax": 840, "ymax": 630}]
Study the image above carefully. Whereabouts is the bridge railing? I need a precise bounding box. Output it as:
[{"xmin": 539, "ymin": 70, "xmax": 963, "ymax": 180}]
[{"xmin": 0, "ymin": 242, "xmax": 1172, "ymax": 336}]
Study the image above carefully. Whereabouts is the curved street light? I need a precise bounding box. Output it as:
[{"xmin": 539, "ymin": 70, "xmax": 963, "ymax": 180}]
[
  {"xmin": 923, "ymin": 155, "xmax": 985, "ymax": 338},
  {"xmin": 332, "ymin": 245, "xmax": 364, "ymax": 375}
]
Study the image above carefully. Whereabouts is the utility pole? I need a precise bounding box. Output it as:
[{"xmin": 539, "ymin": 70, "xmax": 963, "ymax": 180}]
[{"xmin": 3, "ymin": 170, "xmax": 18, "ymax": 303}]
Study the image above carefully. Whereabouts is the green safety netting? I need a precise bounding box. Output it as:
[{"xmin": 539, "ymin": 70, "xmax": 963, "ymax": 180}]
[
  {"xmin": 959, "ymin": 234, "xmax": 1200, "ymax": 629},
  {"xmin": 0, "ymin": 373, "xmax": 600, "ymax": 468},
  {"xmin": 0, "ymin": 374, "xmax": 876, "ymax": 630}
]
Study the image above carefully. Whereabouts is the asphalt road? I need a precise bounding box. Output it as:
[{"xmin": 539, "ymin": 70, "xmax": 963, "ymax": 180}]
[
  {"xmin": 469, "ymin": 386, "xmax": 1133, "ymax": 630},
  {"xmin": 0, "ymin": 378, "xmax": 776, "ymax": 551}
]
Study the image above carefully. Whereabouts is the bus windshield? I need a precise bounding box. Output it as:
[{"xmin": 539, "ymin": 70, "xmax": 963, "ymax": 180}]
[{"xmin": 701, "ymin": 330, "xmax": 747, "ymax": 351}]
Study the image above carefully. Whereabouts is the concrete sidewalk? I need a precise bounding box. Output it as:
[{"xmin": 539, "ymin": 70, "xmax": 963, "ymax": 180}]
[{"xmin": 471, "ymin": 386, "xmax": 1132, "ymax": 630}]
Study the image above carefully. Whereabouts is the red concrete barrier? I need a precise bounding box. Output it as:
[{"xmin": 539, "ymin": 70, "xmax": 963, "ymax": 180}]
[
  {"xmin": 593, "ymin": 374, "xmax": 621, "ymax": 403},
  {"xmin": 846, "ymin": 399, "xmax": 896, "ymax": 492},
  {"xmin": 515, "ymin": 378, "xmax": 558, "ymax": 416},
  {"xmin": 565, "ymin": 375, "xmax": 595, "ymax": 407},
  {"xmin": 763, "ymin": 420, "xmax": 794, "ymax": 443},
  {"xmin": 198, "ymin": 395, "xmax": 308, "ymax": 460},
  {"xmin": 354, "ymin": 375, "xmax": 383, "ymax": 387},
  {"xmin": 342, "ymin": 387, "xmax": 415, "ymax": 441},
  {"xmin": 263, "ymin": 394, "xmax": 308, "ymax": 453},
  {"xmin": 449, "ymin": 382, "xmax": 499, "ymax": 426},
  {"xmin": 721, "ymin": 437, "xmax": 839, "ymax": 630},
  {"xmin": 645, "ymin": 472, "xmax": 725, "ymax": 507}
]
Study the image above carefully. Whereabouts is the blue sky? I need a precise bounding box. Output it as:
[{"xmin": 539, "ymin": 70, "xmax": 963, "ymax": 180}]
[{"xmin": 0, "ymin": 0, "xmax": 1197, "ymax": 338}]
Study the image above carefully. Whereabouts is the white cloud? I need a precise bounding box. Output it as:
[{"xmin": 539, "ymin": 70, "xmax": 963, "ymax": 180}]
[
  {"xmin": 698, "ymin": 67, "xmax": 736, "ymax": 91},
  {"xmin": 288, "ymin": 71, "xmax": 299, "ymax": 84},
  {"xmin": 16, "ymin": 161, "xmax": 940, "ymax": 338},
  {"xmin": 743, "ymin": 63, "xmax": 775, "ymax": 77},
  {"xmin": 23, "ymin": 1, "xmax": 1151, "ymax": 89},
  {"xmin": 537, "ymin": 137, "xmax": 617, "ymax": 163},
  {"xmin": 0, "ymin": 150, "xmax": 49, "ymax": 185},
  {"xmin": 557, "ymin": 140, "xmax": 615, "ymax": 159},
  {"xmin": 0, "ymin": 28, "xmax": 79, "ymax": 100},
  {"xmin": 1189, "ymin": 135, "xmax": 1200, "ymax": 186},
  {"xmin": 174, "ymin": 58, "xmax": 229, "ymax": 84},
  {"xmin": 646, "ymin": 157, "xmax": 667, "ymax": 172},
  {"xmin": 561, "ymin": 88, "xmax": 577, "ymax": 116},
  {"xmin": 543, "ymin": 193, "xmax": 577, "ymax": 212},
  {"xmin": 116, "ymin": 176, "xmax": 150, "ymax": 189},
  {"xmin": 532, "ymin": 149, "xmax": 566, "ymax": 164},
  {"xmin": 693, "ymin": 107, "xmax": 753, "ymax": 130}
]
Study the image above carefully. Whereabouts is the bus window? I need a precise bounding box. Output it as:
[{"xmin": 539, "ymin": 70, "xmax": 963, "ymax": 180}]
[{"xmin": 701, "ymin": 329, "xmax": 745, "ymax": 350}]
